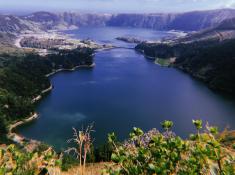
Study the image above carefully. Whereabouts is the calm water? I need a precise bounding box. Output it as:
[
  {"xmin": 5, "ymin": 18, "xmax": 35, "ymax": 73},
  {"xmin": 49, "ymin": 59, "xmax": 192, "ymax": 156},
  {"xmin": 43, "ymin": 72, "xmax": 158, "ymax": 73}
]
[{"xmin": 18, "ymin": 27, "xmax": 235, "ymax": 150}]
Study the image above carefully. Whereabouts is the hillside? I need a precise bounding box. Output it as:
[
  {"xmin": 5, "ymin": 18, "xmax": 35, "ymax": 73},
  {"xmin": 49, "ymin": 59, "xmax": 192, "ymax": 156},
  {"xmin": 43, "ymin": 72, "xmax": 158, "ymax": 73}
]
[
  {"xmin": 174, "ymin": 39, "xmax": 235, "ymax": 95},
  {"xmin": 136, "ymin": 39, "xmax": 235, "ymax": 96},
  {"xmin": 217, "ymin": 17, "xmax": 235, "ymax": 30},
  {"xmin": 0, "ymin": 8, "xmax": 235, "ymax": 174},
  {"xmin": 0, "ymin": 14, "xmax": 42, "ymax": 33},
  {"xmin": 107, "ymin": 9, "xmax": 235, "ymax": 31},
  {"xmin": 1, "ymin": 9, "xmax": 235, "ymax": 41},
  {"xmin": 0, "ymin": 32, "xmax": 15, "ymax": 46},
  {"xmin": 22, "ymin": 11, "xmax": 112, "ymax": 30},
  {"xmin": 174, "ymin": 16, "xmax": 235, "ymax": 43},
  {"xmin": 7, "ymin": 9, "xmax": 235, "ymax": 32},
  {"xmin": 0, "ymin": 48, "xmax": 94, "ymax": 143},
  {"xmin": 133, "ymin": 12, "xmax": 235, "ymax": 96}
]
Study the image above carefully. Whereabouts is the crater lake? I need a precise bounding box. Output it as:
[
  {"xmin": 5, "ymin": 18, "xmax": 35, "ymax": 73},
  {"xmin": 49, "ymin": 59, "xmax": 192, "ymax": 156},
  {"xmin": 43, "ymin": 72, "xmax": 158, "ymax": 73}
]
[{"xmin": 18, "ymin": 27, "xmax": 235, "ymax": 150}]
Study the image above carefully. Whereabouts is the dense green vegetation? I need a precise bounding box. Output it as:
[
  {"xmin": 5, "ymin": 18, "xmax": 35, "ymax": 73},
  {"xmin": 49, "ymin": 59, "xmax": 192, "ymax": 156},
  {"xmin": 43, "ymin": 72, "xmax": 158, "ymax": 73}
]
[
  {"xmin": 0, "ymin": 121, "xmax": 234, "ymax": 174},
  {"xmin": 175, "ymin": 40, "xmax": 235, "ymax": 95},
  {"xmin": 0, "ymin": 144, "xmax": 60, "ymax": 175},
  {"xmin": 135, "ymin": 40, "xmax": 219, "ymax": 59},
  {"xmin": 135, "ymin": 39, "xmax": 235, "ymax": 95},
  {"xmin": 105, "ymin": 120, "xmax": 235, "ymax": 175},
  {"xmin": 0, "ymin": 48, "xmax": 94, "ymax": 141}
]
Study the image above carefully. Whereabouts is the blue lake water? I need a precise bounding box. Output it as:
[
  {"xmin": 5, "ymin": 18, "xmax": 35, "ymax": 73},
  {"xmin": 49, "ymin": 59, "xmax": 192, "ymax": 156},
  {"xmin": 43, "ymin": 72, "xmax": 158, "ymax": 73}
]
[{"xmin": 18, "ymin": 27, "xmax": 235, "ymax": 150}]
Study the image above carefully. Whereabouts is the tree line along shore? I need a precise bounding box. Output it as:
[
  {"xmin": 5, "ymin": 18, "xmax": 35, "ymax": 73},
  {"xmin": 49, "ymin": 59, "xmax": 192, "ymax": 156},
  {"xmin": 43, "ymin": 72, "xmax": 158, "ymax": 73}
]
[{"xmin": 0, "ymin": 47, "xmax": 94, "ymax": 143}]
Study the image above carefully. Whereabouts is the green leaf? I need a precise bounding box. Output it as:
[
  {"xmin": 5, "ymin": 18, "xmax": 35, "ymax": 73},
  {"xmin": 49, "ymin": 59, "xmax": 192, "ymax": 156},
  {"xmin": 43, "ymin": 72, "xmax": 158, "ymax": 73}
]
[
  {"xmin": 209, "ymin": 126, "xmax": 218, "ymax": 135},
  {"xmin": 108, "ymin": 132, "xmax": 117, "ymax": 143},
  {"xmin": 161, "ymin": 120, "xmax": 173, "ymax": 130},
  {"xmin": 192, "ymin": 119, "xmax": 203, "ymax": 130},
  {"xmin": 148, "ymin": 163, "xmax": 156, "ymax": 170},
  {"xmin": 111, "ymin": 153, "xmax": 120, "ymax": 163},
  {"xmin": 133, "ymin": 127, "xmax": 144, "ymax": 136}
]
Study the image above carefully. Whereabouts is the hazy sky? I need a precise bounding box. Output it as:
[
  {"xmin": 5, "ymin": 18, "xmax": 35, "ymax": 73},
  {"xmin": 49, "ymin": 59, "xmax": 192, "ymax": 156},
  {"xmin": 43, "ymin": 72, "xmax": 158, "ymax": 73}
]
[{"xmin": 1, "ymin": 0, "xmax": 235, "ymax": 13}]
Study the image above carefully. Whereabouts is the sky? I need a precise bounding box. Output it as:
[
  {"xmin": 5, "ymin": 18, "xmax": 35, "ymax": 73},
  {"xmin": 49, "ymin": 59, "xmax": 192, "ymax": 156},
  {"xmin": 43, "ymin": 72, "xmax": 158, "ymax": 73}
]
[{"xmin": 0, "ymin": 0, "xmax": 235, "ymax": 13}]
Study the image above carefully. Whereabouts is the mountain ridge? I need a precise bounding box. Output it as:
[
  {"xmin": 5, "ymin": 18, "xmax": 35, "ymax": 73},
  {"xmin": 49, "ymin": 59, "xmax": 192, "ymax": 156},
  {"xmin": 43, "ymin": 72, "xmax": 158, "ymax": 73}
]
[
  {"xmin": 1, "ymin": 9, "xmax": 235, "ymax": 34},
  {"xmin": 37, "ymin": 8, "xmax": 235, "ymax": 31}
]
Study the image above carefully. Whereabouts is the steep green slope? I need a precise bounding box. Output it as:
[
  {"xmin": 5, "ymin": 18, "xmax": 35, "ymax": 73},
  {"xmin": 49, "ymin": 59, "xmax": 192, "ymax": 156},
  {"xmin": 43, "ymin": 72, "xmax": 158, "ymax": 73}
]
[
  {"xmin": 136, "ymin": 39, "xmax": 235, "ymax": 96},
  {"xmin": 0, "ymin": 48, "xmax": 94, "ymax": 141}
]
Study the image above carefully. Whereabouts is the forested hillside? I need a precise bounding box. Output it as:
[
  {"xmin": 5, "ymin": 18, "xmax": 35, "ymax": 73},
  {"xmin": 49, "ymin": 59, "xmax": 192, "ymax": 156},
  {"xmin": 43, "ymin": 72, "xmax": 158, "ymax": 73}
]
[
  {"xmin": 0, "ymin": 48, "xmax": 93, "ymax": 141},
  {"xmin": 136, "ymin": 37, "xmax": 235, "ymax": 96}
]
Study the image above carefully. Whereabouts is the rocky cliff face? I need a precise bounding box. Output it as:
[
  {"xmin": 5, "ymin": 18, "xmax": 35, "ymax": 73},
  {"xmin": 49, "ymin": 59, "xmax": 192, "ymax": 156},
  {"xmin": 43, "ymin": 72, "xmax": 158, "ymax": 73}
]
[
  {"xmin": 167, "ymin": 9, "xmax": 235, "ymax": 31},
  {"xmin": 216, "ymin": 17, "xmax": 235, "ymax": 30},
  {"xmin": 1, "ymin": 9, "xmax": 235, "ymax": 34},
  {"xmin": 169, "ymin": 14, "xmax": 235, "ymax": 43},
  {"xmin": 107, "ymin": 9, "xmax": 235, "ymax": 31},
  {"xmin": 107, "ymin": 13, "xmax": 174, "ymax": 30},
  {"xmin": 59, "ymin": 12, "xmax": 112, "ymax": 27},
  {"xmin": 17, "ymin": 9, "xmax": 235, "ymax": 32},
  {"xmin": 22, "ymin": 11, "xmax": 112, "ymax": 30}
]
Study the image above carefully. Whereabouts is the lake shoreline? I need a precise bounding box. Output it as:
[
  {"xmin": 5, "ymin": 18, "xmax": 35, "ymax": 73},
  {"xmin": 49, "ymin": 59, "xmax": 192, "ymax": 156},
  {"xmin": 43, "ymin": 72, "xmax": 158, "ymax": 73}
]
[
  {"xmin": 7, "ymin": 113, "xmax": 39, "ymax": 144},
  {"xmin": 7, "ymin": 63, "xmax": 95, "ymax": 145},
  {"xmin": 45, "ymin": 63, "xmax": 96, "ymax": 77},
  {"xmin": 14, "ymin": 27, "xmax": 235, "ymax": 150}
]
